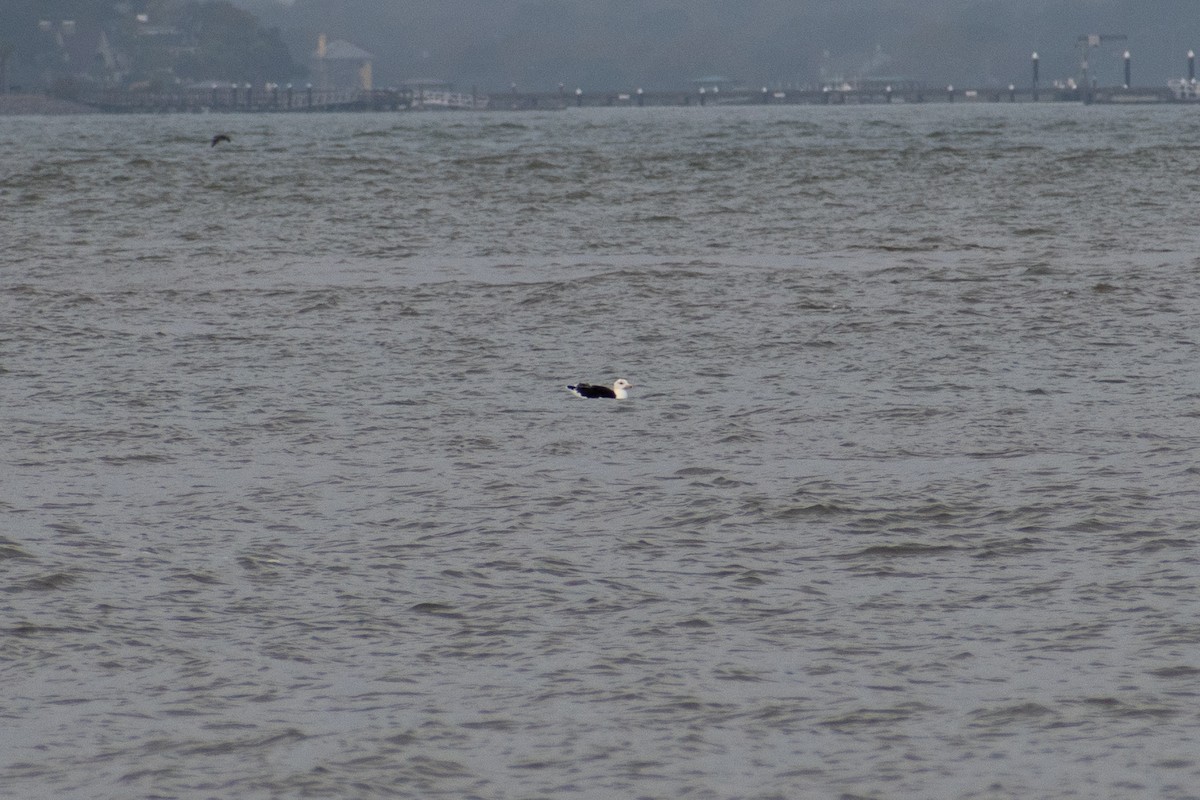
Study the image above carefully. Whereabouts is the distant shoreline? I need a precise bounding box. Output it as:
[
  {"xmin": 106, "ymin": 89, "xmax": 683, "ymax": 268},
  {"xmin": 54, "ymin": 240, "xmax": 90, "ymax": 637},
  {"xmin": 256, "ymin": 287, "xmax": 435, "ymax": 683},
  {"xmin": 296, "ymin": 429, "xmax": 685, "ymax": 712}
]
[
  {"xmin": 0, "ymin": 84, "xmax": 1184, "ymax": 115},
  {"xmin": 0, "ymin": 94, "xmax": 96, "ymax": 115}
]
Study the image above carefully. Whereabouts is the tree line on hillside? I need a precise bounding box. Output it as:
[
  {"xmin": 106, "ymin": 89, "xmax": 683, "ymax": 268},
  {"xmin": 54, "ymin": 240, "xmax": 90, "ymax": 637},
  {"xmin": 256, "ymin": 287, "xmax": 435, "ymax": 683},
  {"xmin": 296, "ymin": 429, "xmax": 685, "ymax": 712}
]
[{"xmin": 0, "ymin": 0, "xmax": 298, "ymax": 93}]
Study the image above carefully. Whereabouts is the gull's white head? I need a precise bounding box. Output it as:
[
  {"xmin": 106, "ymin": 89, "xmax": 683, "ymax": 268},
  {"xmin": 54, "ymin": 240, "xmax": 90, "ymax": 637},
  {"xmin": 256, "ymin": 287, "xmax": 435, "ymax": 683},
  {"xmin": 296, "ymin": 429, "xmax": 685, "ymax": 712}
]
[{"xmin": 613, "ymin": 378, "xmax": 633, "ymax": 399}]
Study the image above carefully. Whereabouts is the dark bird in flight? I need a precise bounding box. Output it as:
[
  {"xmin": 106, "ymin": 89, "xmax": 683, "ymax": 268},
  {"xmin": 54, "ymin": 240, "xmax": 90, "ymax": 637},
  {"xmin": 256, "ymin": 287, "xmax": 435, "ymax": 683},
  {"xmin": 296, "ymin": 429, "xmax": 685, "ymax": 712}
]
[{"xmin": 211, "ymin": 134, "xmax": 232, "ymax": 147}]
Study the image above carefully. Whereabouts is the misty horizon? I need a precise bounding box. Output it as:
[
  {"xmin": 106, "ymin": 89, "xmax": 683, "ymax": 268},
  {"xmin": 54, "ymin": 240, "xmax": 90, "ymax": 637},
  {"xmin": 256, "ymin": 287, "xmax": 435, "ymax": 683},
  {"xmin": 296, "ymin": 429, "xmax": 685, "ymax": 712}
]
[{"xmin": 237, "ymin": 0, "xmax": 1200, "ymax": 91}]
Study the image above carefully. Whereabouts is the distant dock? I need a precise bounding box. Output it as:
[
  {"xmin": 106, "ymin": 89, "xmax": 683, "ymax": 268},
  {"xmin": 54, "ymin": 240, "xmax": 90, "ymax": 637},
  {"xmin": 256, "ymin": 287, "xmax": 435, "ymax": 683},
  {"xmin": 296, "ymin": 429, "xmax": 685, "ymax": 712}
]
[
  {"xmin": 0, "ymin": 84, "xmax": 1184, "ymax": 115},
  {"xmin": 505, "ymin": 84, "xmax": 1178, "ymax": 109},
  {"xmin": 0, "ymin": 93, "xmax": 95, "ymax": 115},
  {"xmin": 68, "ymin": 86, "xmax": 419, "ymax": 113}
]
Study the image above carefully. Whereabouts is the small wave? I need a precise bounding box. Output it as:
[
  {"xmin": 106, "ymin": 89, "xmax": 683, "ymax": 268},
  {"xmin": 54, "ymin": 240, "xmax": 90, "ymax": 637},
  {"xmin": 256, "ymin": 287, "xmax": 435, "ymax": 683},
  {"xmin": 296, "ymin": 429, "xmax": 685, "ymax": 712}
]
[
  {"xmin": 773, "ymin": 502, "xmax": 850, "ymax": 520},
  {"xmin": 0, "ymin": 540, "xmax": 35, "ymax": 561},
  {"xmin": 5, "ymin": 572, "xmax": 79, "ymax": 592},
  {"xmin": 1147, "ymin": 666, "xmax": 1200, "ymax": 679},
  {"xmin": 410, "ymin": 602, "xmax": 464, "ymax": 618},
  {"xmin": 820, "ymin": 703, "xmax": 933, "ymax": 730},
  {"xmin": 969, "ymin": 702, "xmax": 1059, "ymax": 726},
  {"xmin": 843, "ymin": 543, "xmax": 961, "ymax": 559},
  {"xmin": 99, "ymin": 453, "xmax": 172, "ymax": 465}
]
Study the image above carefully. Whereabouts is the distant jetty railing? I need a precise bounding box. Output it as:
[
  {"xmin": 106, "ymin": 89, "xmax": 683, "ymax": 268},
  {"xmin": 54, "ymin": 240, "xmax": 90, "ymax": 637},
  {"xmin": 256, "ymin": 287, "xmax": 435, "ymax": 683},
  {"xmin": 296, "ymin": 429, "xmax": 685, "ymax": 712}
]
[
  {"xmin": 47, "ymin": 83, "xmax": 1185, "ymax": 113},
  {"xmin": 510, "ymin": 84, "xmax": 1178, "ymax": 108},
  {"xmin": 72, "ymin": 86, "xmax": 489, "ymax": 113}
]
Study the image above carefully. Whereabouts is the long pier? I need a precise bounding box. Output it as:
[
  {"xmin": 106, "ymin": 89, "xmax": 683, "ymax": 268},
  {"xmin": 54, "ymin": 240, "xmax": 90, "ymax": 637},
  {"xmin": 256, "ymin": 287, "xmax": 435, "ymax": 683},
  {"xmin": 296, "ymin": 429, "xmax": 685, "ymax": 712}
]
[
  {"xmin": 5, "ymin": 83, "xmax": 1183, "ymax": 115},
  {"xmin": 74, "ymin": 86, "xmax": 415, "ymax": 113},
  {"xmin": 504, "ymin": 84, "xmax": 1177, "ymax": 109}
]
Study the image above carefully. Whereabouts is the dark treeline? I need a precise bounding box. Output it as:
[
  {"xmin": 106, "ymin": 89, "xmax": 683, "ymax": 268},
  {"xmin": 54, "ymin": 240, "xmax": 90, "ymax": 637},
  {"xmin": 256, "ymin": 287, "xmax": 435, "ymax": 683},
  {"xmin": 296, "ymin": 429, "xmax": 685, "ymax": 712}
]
[
  {"xmin": 0, "ymin": 0, "xmax": 298, "ymax": 91},
  {"xmin": 240, "ymin": 0, "xmax": 1200, "ymax": 91}
]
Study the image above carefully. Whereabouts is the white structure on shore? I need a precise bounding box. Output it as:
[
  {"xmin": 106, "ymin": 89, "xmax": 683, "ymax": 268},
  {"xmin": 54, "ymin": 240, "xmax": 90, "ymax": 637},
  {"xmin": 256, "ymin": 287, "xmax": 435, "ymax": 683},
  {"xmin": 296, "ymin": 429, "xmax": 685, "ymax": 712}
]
[{"xmin": 312, "ymin": 34, "xmax": 373, "ymax": 92}]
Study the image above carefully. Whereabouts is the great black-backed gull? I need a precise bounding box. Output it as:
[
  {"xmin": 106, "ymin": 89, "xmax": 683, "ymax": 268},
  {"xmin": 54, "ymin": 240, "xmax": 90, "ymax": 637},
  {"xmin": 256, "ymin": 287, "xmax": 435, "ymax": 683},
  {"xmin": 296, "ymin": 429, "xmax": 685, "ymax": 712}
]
[{"xmin": 567, "ymin": 378, "xmax": 633, "ymax": 399}]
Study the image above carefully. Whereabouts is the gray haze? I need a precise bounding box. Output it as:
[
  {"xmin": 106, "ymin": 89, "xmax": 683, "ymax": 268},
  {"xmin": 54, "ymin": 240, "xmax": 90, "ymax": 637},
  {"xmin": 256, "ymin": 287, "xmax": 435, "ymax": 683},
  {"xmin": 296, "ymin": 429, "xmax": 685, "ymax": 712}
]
[{"xmin": 238, "ymin": 0, "xmax": 1200, "ymax": 90}]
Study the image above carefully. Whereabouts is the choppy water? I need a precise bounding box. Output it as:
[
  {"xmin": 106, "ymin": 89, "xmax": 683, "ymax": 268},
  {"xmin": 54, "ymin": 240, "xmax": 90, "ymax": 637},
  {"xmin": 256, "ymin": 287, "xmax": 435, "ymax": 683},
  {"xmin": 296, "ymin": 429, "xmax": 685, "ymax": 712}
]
[{"xmin": 4, "ymin": 105, "xmax": 1200, "ymax": 799}]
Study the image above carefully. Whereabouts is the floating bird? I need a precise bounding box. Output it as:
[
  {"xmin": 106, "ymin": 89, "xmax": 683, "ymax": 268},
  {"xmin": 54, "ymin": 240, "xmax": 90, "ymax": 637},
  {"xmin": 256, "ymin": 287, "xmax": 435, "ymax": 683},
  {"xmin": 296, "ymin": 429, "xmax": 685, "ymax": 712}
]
[
  {"xmin": 567, "ymin": 378, "xmax": 633, "ymax": 399},
  {"xmin": 210, "ymin": 134, "xmax": 231, "ymax": 147}
]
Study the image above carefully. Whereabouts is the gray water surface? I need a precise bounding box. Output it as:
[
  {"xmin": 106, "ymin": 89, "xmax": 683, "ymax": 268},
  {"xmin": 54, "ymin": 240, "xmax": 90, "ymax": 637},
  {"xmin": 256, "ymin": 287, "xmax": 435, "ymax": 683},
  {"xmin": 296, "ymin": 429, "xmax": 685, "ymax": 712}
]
[{"xmin": 3, "ymin": 105, "xmax": 1200, "ymax": 799}]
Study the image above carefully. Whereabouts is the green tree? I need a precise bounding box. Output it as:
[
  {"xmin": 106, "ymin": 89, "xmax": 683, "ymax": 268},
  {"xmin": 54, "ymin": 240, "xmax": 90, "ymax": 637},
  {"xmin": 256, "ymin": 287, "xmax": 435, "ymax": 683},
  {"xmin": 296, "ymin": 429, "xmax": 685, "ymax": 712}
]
[{"xmin": 170, "ymin": 1, "xmax": 298, "ymax": 83}]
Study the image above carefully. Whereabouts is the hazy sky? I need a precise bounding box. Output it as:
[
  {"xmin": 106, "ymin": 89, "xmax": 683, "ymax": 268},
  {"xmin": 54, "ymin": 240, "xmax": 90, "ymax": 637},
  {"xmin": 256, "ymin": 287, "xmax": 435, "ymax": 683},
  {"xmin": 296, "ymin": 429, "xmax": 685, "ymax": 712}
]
[{"xmin": 237, "ymin": 1, "xmax": 1200, "ymax": 90}]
